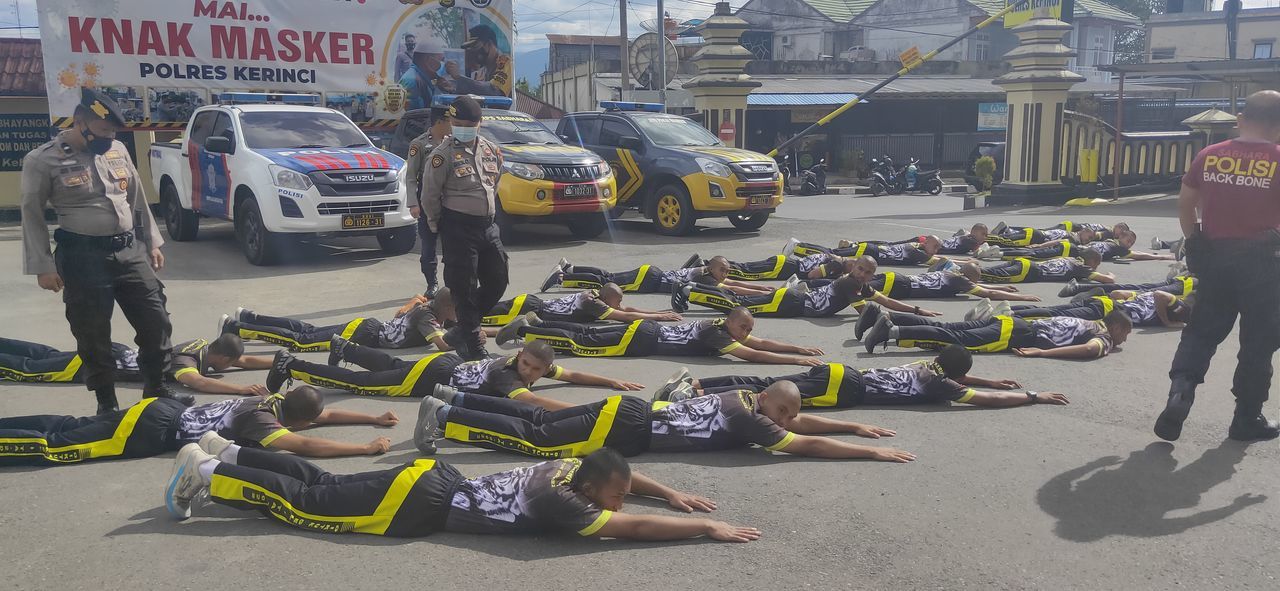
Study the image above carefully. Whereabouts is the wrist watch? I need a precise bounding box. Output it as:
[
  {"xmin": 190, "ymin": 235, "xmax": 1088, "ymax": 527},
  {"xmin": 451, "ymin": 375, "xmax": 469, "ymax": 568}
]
[{"xmin": 1025, "ymin": 391, "xmax": 1039, "ymax": 404}]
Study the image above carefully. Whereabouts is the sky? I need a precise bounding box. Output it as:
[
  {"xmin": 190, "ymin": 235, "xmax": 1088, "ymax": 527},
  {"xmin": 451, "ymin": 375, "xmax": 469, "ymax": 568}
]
[{"xmin": 3, "ymin": 0, "xmax": 1278, "ymax": 49}]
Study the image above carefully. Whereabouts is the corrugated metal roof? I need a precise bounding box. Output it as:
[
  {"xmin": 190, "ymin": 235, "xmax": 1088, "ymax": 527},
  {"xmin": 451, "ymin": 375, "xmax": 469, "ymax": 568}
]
[
  {"xmin": 0, "ymin": 38, "xmax": 45, "ymax": 96},
  {"xmin": 515, "ymin": 89, "xmax": 565, "ymax": 119},
  {"xmin": 967, "ymin": 0, "xmax": 1140, "ymax": 24},
  {"xmin": 745, "ymin": 75, "xmax": 1177, "ymax": 102}
]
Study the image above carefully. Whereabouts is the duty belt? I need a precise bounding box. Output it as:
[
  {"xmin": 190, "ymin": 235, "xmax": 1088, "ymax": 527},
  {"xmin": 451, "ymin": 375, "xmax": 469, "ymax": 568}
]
[{"xmin": 54, "ymin": 229, "xmax": 134, "ymax": 252}]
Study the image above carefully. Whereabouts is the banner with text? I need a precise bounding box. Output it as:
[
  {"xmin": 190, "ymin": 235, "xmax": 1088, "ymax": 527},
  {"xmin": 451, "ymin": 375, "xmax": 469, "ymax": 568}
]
[
  {"xmin": 36, "ymin": 0, "xmax": 513, "ymax": 129},
  {"xmin": 1005, "ymin": 0, "xmax": 1073, "ymax": 28}
]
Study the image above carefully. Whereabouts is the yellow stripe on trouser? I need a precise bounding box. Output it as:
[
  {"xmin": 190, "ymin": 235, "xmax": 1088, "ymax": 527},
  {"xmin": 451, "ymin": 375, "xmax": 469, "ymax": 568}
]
[
  {"xmin": 985, "ymin": 258, "xmax": 1031, "ymax": 283},
  {"xmin": 289, "ymin": 353, "xmax": 446, "ymax": 397},
  {"xmin": 898, "ymin": 315, "xmax": 1016, "ymax": 353},
  {"xmin": 444, "ymin": 396, "xmax": 622, "ymax": 458},
  {"xmin": 0, "ymin": 355, "xmax": 83, "ymax": 382},
  {"xmin": 746, "ymin": 288, "xmax": 789, "ymax": 314},
  {"xmin": 239, "ymin": 318, "xmax": 366, "ymax": 352},
  {"xmin": 482, "ymin": 294, "xmax": 529, "ymax": 327},
  {"xmin": 881, "ymin": 273, "xmax": 897, "ymax": 298},
  {"xmin": 688, "ymin": 289, "xmax": 739, "ymax": 312},
  {"xmin": 804, "ymin": 363, "xmax": 844, "ymax": 407},
  {"xmin": 209, "ymin": 459, "xmax": 438, "ymax": 535},
  {"xmin": 1180, "ymin": 276, "xmax": 1195, "ymax": 297},
  {"xmin": 0, "ymin": 397, "xmax": 157, "ymax": 462},
  {"xmin": 1060, "ymin": 243, "xmax": 1072, "ymax": 258},
  {"xmin": 1092, "ymin": 296, "xmax": 1115, "ymax": 317},
  {"xmin": 730, "ymin": 255, "xmax": 787, "ymax": 280},
  {"xmin": 524, "ymin": 320, "xmax": 642, "ymax": 357},
  {"xmin": 618, "ymin": 265, "xmax": 651, "ymax": 292}
]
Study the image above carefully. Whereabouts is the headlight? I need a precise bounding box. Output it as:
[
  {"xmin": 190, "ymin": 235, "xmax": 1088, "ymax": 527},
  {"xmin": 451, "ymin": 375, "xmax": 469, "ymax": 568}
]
[
  {"xmin": 270, "ymin": 165, "xmax": 313, "ymax": 191},
  {"xmin": 595, "ymin": 162, "xmax": 613, "ymax": 178},
  {"xmin": 503, "ymin": 161, "xmax": 545, "ymax": 180},
  {"xmin": 696, "ymin": 158, "xmax": 732, "ymax": 178}
]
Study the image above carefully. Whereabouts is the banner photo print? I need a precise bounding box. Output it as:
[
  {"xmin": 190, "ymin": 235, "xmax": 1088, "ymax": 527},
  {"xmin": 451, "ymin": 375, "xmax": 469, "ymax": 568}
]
[{"xmin": 36, "ymin": 0, "xmax": 513, "ymax": 129}]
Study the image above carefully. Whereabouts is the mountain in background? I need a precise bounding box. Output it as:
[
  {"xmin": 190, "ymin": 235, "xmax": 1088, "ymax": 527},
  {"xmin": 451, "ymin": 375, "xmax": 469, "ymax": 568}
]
[{"xmin": 514, "ymin": 47, "xmax": 550, "ymax": 90}]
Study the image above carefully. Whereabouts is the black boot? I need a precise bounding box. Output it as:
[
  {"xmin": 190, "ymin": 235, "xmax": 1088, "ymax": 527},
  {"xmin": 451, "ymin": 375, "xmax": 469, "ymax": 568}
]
[
  {"xmin": 144, "ymin": 384, "xmax": 196, "ymax": 407},
  {"xmin": 1228, "ymin": 407, "xmax": 1280, "ymax": 442},
  {"xmin": 1154, "ymin": 379, "xmax": 1196, "ymax": 441},
  {"xmin": 94, "ymin": 385, "xmax": 120, "ymax": 415}
]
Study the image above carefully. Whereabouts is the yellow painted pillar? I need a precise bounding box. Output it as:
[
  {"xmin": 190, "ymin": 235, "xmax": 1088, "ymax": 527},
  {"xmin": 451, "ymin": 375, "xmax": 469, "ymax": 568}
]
[{"xmin": 684, "ymin": 2, "xmax": 759, "ymax": 149}]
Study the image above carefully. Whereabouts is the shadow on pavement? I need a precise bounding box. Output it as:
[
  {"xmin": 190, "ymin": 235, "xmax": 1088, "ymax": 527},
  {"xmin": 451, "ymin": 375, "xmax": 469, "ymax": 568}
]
[
  {"xmin": 1036, "ymin": 441, "xmax": 1265, "ymax": 542},
  {"xmin": 156, "ymin": 225, "xmax": 387, "ymax": 281}
]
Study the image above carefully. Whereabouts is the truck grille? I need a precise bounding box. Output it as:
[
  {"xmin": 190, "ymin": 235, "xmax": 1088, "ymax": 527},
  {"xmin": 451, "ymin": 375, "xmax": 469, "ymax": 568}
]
[
  {"xmin": 736, "ymin": 183, "xmax": 779, "ymax": 197},
  {"xmin": 543, "ymin": 165, "xmax": 601, "ymax": 183},
  {"xmin": 731, "ymin": 162, "xmax": 778, "ymax": 183},
  {"xmin": 317, "ymin": 200, "xmax": 401, "ymax": 215},
  {"xmin": 309, "ymin": 169, "xmax": 399, "ymax": 197}
]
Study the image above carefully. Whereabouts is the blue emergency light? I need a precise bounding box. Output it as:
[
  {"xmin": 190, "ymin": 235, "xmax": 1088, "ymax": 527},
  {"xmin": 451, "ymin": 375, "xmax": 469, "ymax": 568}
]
[
  {"xmin": 217, "ymin": 92, "xmax": 320, "ymax": 105},
  {"xmin": 600, "ymin": 101, "xmax": 664, "ymax": 112},
  {"xmin": 431, "ymin": 94, "xmax": 516, "ymax": 110}
]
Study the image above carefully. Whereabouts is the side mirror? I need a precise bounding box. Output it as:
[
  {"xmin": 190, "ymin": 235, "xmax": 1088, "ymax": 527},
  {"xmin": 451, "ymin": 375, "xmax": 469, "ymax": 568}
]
[
  {"xmin": 205, "ymin": 136, "xmax": 233, "ymax": 154},
  {"xmin": 619, "ymin": 136, "xmax": 643, "ymax": 151}
]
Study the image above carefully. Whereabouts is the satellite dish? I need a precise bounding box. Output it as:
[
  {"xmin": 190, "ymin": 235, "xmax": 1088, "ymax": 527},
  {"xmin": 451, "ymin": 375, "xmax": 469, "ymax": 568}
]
[
  {"xmin": 639, "ymin": 16, "xmax": 694, "ymax": 37},
  {"xmin": 629, "ymin": 33, "xmax": 678, "ymax": 91}
]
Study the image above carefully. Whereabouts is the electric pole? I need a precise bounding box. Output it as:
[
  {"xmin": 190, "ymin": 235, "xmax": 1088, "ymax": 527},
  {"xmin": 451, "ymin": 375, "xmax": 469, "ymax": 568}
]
[
  {"xmin": 656, "ymin": 0, "xmax": 667, "ymax": 105},
  {"xmin": 619, "ymin": 0, "xmax": 629, "ymax": 100}
]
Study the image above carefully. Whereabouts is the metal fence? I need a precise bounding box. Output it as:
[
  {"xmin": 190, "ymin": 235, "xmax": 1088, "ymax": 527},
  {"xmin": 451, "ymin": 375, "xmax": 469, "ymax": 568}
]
[{"xmin": 837, "ymin": 131, "xmax": 1004, "ymax": 168}]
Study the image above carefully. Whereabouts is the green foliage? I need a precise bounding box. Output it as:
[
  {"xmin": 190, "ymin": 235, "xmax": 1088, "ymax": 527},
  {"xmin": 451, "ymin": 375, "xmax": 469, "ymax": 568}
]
[
  {"xmin": 515, "ymin": 77, "xmax": 536, "ymax": 96},
  {"xmin": 975, "ymin": 156, "xmax": 997, "ymax": 191},
  {"xmin": 1101, "ymin": 0, "xmax": 1166, "ymax": 64}
]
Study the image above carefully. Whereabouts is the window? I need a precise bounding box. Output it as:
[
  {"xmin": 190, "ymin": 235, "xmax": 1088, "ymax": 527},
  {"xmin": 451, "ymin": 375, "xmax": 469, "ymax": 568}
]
[
  {"xmin": 238, "ymin": 111, "xmax": 370, "ymax": 150},
  {"xmin": 210, "ymin": 113, "xmax": 235, "ymax": 143},
  {"xmin": 558, "ymin": 117, "xmax": 600, "ymax": 145},
  {"xmin": 1151, "ymin": 47, "xmax": 1176, "ymax": 60},
  {"xmin": 1255, "ymin": 42, "xmax": 1273, "ymax": 59},
  {"xmin": 187, "ymin": 111, "xmax": 218, "ymax": 145},
  {"xmin": 598, "ymin": 118, "xmax": 639, "ymax": 147},
  {"xmin": 975, "ymin": 43, "xmax": 990, "ymax": 62}
]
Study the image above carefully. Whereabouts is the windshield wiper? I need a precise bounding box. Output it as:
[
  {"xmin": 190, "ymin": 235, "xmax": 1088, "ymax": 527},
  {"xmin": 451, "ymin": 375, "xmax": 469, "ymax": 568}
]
[
  {"xmin": 343, "ymin": 143, "xmax": 370, "ymax": 148},
  {"xmin": 501, "ymin": 140, "xmax": 529, "ymax": 145},
  {"xmin": 289, "ymin": 144, "xmax": 326, "ymax": 148}
]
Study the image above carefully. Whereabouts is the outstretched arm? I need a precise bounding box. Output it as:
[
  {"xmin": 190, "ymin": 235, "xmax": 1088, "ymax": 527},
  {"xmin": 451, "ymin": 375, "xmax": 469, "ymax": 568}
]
[
  {"xmin": 744, "ymin": 335, "xmax": 823, "ymax": 356},
  {"xmin": 870, "ymin": 292, "xmax": 942, "ymax": 316},
  {"xmin": 787, "ymin": 414, "xmax": 896, "ymax": 438},
  {"xmin": 728, "ymin": 345, "xmax": 822, "ymax": 366},
  {"xmin": 630, "ymin": 471, "xmax": 717, "ymax": 513},
  {"xmin": 721, "ymin": 280, "xmax": 773, "ymax": 296},
  {"xmin": 957, "ymin": 374, "xmax": 1021, "ymax": 390},
  {"xmin": 313, "ymin": 408, "xmax": 400, "ymax": 427},
  {"xmin": 592, "ymin": 512, "xmax": 761, "ymax": 543},
  {"xmin": 777, "ymin": 434, "xmax": 916, "ymax": 462},
  {"xmin": 972, "ymin": 286, "xmax": 1040, "ymax": 302},
  {"xmin": 267, "ymin": 432, "xmax": 392, "ymax": 458},
  {"xmin": 1014, "ymin": 341, "xmax": 1108, "ymax": 360},
  {"xmin": 1124, "ymin": 250, "xmax": 1175, "ymax": 261},
  {"xmin": 511, "ymin": 391, "xmax": 577, "ymax": 411},
  {"xmin": 1087, "ymin": 272, "xmax": 1116, "ymax": 283},
  {"xmin": 231, "ymin": 355, "xmax": 274, "ymax": 370},
  {"xmin": 962, "ymin": 390, "xmax": 1070, "ymax": 407},
  {"xmin": 175, "ymin": 372, "xmax": 267, "ymax": 396},
  {"xmin": 557, "ymin": 367, "xmax": 644, "ymax": 391},
  {"xmin": 607, "ymin": 308, "xmax": 684, "ymax": 322}
]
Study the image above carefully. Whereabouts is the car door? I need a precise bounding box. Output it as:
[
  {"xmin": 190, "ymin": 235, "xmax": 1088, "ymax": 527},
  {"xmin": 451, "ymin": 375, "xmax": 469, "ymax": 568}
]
[
  {"xmin": 191, "ymin": 112, "xmax": 235, "ymax": 219},
  {"xmin": 185, "ymin": 111, "xmax": 218, "ymax": 215},
  {"xmin": 595, "ymin": 116, "xmax": 645, "ymax": 206}
]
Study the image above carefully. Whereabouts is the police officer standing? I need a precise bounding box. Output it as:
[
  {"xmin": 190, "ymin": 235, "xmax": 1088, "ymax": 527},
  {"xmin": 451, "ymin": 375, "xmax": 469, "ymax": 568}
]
[
  {"xmin": 420, "ymin": 95, "xmax": 508, "ymax": 360},
  {"xmin": 403, "ymin": 97, "xmax": 454, "ymax": 297},
  {"xmin": 1156, "ymin": 90, "xmax": 1280, "ymax": 442},
  {"xmin": 21, "ymin": 88, "xmax": 193, "ymax": 414}
]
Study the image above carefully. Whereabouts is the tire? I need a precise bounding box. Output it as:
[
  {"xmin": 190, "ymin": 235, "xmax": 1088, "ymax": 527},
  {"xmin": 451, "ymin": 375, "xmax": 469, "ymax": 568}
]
[
  {"xmin": 161, "ymin": 183, "xmax": 199, "ymax": 242},
  {"xmin": 728, "ymin": 212, "xmax": 769, "ymax": 231},
  {"xmin": 608, "ymin": 206, "xmax": 627, "ymax": 219},
  {"xmin": 927, "ymin": 179, "xmax": 943, "ymax": 195},
  {"xmin": 235, "ymin": 197, "xmax": 282, "ymax": 266},
  {"xmin": 377, "ymin": 225, "xmax": 417, "ymax": 255},
  {"xmin": 649, "ymin": 184, "xmax": 696, "ymax": 236},
  {"xmin": 870, "ymin": 181, "xmax": 885, "ymax": 197},
  {"xmin": 567, "ymin": 215, "xmax": 608, "ymax": 239}
]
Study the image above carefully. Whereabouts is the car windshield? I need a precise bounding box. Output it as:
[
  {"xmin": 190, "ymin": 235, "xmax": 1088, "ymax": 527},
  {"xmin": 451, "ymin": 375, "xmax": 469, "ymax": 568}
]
[
  {"xmin": 480, "ymin": 115, "xmax": 561, "ymax": 145},
  {"xmin": 634, "ymin": 115, "xmax": 722, "ymax": 147},
  {"xmin": 240, "ymin": 111, "xmax": 371, "ymax": 150}
]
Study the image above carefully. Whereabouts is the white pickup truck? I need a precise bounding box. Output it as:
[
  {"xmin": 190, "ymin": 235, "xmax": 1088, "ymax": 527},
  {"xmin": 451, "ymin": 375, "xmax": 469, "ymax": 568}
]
[{"xmin": 149, "ymin": 98, "xmax": 415, "ymax": 265}]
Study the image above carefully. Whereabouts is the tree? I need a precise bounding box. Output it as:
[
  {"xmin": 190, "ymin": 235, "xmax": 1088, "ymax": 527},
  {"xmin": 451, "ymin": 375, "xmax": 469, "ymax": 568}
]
[
  {"xmin": 514, "ymin": 77, "xmax": 541, "ymax": 98},
  {"xmin": 1100, "ymin": 0, "xmax": 1166, "ymax": 64}
]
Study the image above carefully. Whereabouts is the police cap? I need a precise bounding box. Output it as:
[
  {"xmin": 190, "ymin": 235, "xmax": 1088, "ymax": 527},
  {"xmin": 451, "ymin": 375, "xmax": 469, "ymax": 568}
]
[
  {"xmin": 450, "ymin": 95, "xmax": 483, "ymax": 122},
  {"xmin": 77, "ymin": 87, "xmax": 127, "ymax": 127},
  {"xmin": 461, "ymin": 25, "xmax": 497, "ymax": 49}
]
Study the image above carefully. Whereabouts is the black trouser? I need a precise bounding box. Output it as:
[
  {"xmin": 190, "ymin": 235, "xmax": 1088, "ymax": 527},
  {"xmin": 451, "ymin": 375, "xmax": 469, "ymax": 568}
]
[
  {"xmin": 0, "ymin": 337, "xmax": 136, "ymax": 383},
  {"xmin": 1169, "ymin": 234, "xmax": 1280, "ymax": 415},
  {"xmin": 227, "ymin": 312, "xmax": 379, "ymax": 352},
  {"xmin": 443, "ymin": 394, "xmax": 651, "ymax": 458},
  {"xmin": 698, "ymin": 364, "xmax": 858, "ymax": 407},
  {"xmin": 209, "ymin": 446, "xmax": 463, "ymax": 537},
  {"xmin": 687, "ymin": 284, "xmax": 806, "ymax": 317},
  {"xmin": 986, "ymin": 228, "xmax": 1045, "ymax": 247},
  {"xmin": 980, "ymin": 259, "xmax": 1048, "ymax": 284},
  {"xmin": 416, "ymin": 215, "xmax": 439, "ymax": 288},
  {"xmin": 1087, "ymin": 278, "xmax": 1193, "ymax": 296},
  {"xmin": 892, "ymin": 313, "xmax": 1035, "ymax": 352},
  {"xmin": 53, "ymin": 230, "xmax": 172, "ymax": 393},
  {"xmin": 561, "ymin": 265, "xmax": 668, "ymax": 293},
  {"xmin": 793, "ymin": 241, "xmax": 863, "ymax": 257},
  {"xmin": 520, "ymin": 319, "xmax": 659, "ymax": 357},
  {"xmin": 0, "ymin": 397, "xmax": 184, "ymax": 465},
  {"xmin": 1011, "ymin": 300, "xmax": 1106, "ymax": 320},
  {"xmin": 727, "ymin": 256, "xmax": 798, "ymax": 281},
  {"xmin": 870, "ymin": 272, "xmax": 912, "ymax": 300},
  {"xmin": 482, "ymin": 294, "xmax": 544, "ymax": 327},
  {"xmin": 288, "ymin": 343, "xmax": 462, "ymax": 397},
  {"xmin": 999, "ymin": 244, "xmax": 1068, "ymax": 260},
  {"xmin": 440, "ymin": 211, "xmax": 509, "ymax": 351}
]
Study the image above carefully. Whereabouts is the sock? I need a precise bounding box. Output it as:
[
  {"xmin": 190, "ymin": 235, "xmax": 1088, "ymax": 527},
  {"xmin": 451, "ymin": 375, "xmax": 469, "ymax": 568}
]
[
  {"xmin": 888, "ymin": 327, "xmax": 900, "ymax": 339},
  {"xmin": 219, "ymin": 444, "xmax": 241, "ymax": 464},
  {"xmin": 436, "ymin": 404, "xmax": 452, "ymax": 425},
  {"xmin": 197, "ymin": 459, "xmax": 219, "ymax": 485}
]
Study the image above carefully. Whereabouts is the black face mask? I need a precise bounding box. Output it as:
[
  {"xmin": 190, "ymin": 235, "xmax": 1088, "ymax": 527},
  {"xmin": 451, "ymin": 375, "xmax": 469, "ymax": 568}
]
[{"xmin": 80, "ymin": 127, "xmax": 113, "ymax": 155}]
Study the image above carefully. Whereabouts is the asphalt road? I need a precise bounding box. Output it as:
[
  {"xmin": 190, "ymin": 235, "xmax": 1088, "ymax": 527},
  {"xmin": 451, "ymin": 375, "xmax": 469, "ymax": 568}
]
[{"xmin": 3, "ymin": 193, "xmax": 1277, "ymax": 590}]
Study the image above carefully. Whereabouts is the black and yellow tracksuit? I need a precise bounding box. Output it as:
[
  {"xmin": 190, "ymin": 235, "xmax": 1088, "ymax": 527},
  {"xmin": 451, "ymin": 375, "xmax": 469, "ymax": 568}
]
[
  {"xmin": 286, "ymin": 344, "xmax": 463, "ymax": 398},
  {"xmin": 892, "ymin": 314, "xmax": 1036, "ymax": 353},
  {"xmin": 687, "ymin": 285, "xmax": 808, "ymax": 317},
  {"xmin": 697, "ymin": 363, "xmax": 862, "ymax": 408},
  {"xmin": 209, "ymin": 446, "xmax": 463, "ymax": 537},
  {"xmin": 442, "ymin": 393, "xmax": 652, "ymax": 459},
  {"xmin": 226, "ymin": 311, "xmax": 377, "ymax": 352},
  {"xmin": 0, "ymin": 397, "xmax": 185, "ymax": 465},
  {"xmin": 0, "ymin": 337, "xmax": 138, "ymax": 383}
]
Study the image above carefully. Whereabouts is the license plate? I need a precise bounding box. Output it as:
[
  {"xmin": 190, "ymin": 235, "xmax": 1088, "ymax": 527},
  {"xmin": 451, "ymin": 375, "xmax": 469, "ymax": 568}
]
[
  {"xmin": 747, "ymin": 195, "xmax": 771, "ymax": 207},
  {"xmin": 563, "ymin": 184, "xmax": 596, "ymax": 198},
  {"xmin": 341, "ymin": 213, "xmax": 385, "ymax": 229},
  {"xmin": 344, "ymin": 173, "xmax": 377, "ymax": 183}
]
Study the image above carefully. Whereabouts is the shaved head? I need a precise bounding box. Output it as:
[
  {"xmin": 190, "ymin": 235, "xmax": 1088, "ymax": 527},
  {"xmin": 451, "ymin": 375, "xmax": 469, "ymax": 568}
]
[
  {"xmin": 599, "ymin": 283, "xmax": 624, "ymax": 307},
  {"xmin": 1241, "ymin": 90, "xmax": 1280, "ymax": 138},
  {"xmin": 758, "ymin": 380, "xmax": 803, "ymax": 427}
]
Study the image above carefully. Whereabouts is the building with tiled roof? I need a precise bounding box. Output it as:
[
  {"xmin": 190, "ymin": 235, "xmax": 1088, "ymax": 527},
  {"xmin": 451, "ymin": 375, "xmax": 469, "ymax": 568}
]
[
  {"xmin": 0, "ymin": 38, "xmax": 45, "ymax": 95},
  {"xmin": 0, "ymin": 38, "xmax": 54, "ymax": 208}
]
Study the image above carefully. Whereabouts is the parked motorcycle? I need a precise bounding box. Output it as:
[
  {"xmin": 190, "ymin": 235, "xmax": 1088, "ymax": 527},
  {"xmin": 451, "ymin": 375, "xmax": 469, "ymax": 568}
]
[
  {"xmin": 867, "ymin": 157, "xmax": 902, "ymax": 196},
  {"xmin": 798, "ymin": 159, "xmax": 827, "ymax": 195},
  {"xmin": 903, "ymin": 158, "xmax": 944, "ymax": 195},
  {"xmin": 777, "ymin": 154, "xmax": 796, "ymax": 195}
]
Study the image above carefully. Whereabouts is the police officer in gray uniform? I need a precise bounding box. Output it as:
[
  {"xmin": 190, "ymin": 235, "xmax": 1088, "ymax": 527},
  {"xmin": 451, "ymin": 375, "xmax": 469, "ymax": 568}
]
[
  {"xmin": 403, "ymin": 98, "xmax": 454, "ymax": 296},
  {"xmin": 421, "ymin": 95, "xmax": 507, "ymax": 360},
  {"xmin": 21, "ymin": 88, "xmax": 193, "ymax": 414}
]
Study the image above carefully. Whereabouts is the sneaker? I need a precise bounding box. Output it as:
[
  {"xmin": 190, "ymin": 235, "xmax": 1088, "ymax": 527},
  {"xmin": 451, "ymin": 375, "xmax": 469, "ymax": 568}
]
[
  {"xmin": 681, "ymin": 253, "xmax": 702, "ymax": 269},
  {"xmin": 415, "ymin": 396, "xmax": 446, "ymax": 455},
  {"xmin": 671, "ymin": 284, "xmax": 692, "ymax": 314},
  {"xmin": 854, "ymin": 302, "xmax": 882, "ymax": 340},
  {"xmin": 782, "ymin": 237, "xmax": 800, "ymax": 256},
  {"xmin": 667, "ymin": 383, "xmax": 696, "ymax": 403},
  {"xmin": 218, "ymin": 313, "xmax": 232, "ymax": 335},
  {"xmin": 558, "ymin": 257, "xmax": 571, "ymax": 271},
  {"xmin": 432, "ymin": 383, "xmax": 460, "ymax": 403},
  {"xmin": 266, "ymin": 350, "xmax": 295, "ymax": 394},
  {"xmin": 964, "ymin": 299, "xmax": 993, "ymax": 322},
  {"xmin": 652, "ymin": 368, "xmax": 692, "ymax": 403},
  {"xmin": 976, "ymin": 244, "xmax": 1003, "ymax": 260},
  {"xmin": 993, "ymin": 221, "xmax": 1008, "ymax": 235},
  {"xmin": 783, "ymin": 276, "xmax": 801, "ymax": 290},
  {"xmin": 197, "ymin": 431, "xmax": 234, "ymax": 458},
  {"xmin": 540, "ymin": 266, "xmax": 562, "ymax": 292},
  {"xmin": 953, "ymin": 228, "xmax": 966, "ymax": 237},
  {"xmin": 1167, "ymin": 262, "xmax": 1189, "ymax": 280},
  {"xmin": 496, "ymin": 313, "xmax": 531, "ymax": 345},
  {"xmin": 1228, "ymin": 413, "xmax": 1280, "ymax": 442},
  {"xmin": 862, "ymin": 315, "xmax": 895, "ymax": 354},
  {"xmin": 328, "ymin": 335, "xmax": 351, "ymax": 366},
  {"xmin": 929, "ymin": 258, "xmax": 951, "ymax": 273},
  {"xmin": 1070, "ymin": 287, "xmax": 1106, "ymax": 304},
  {"xmin": 790, "ymin": 281, "xmax": 810, "ymax": 296},
  {"xmin": 1150, "ymin": 235, "xmax": 1162, "ymax": 250},
  {"xmin": 1057, "ymin": 278, "xmax": 1079, "ymax": 298},
  {"xmin": 145, "ymin": 385, "xmax": 196, "ymax": 407},
  {"xmin": 1171, "ymin": 238, "xmax": 1186, "ymax": 261},
  {"xmin": 235, "ymin": 307, "xmax": 251, "ymax": 322},
  {"xmin": 991, "ymin": 301, "xmax": 1013, "ymax": 317},
  {"xmin": 837, "ymin": 239, "xmax": 854, "ymax": 249},
  {"xmin": 165, "ymin": 443, "xmax": 214, "ymax": 520}
]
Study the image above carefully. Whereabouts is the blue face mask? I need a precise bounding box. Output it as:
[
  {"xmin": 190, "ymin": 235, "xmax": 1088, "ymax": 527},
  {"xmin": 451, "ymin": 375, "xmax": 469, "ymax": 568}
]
[{"xmin": 452, "ymin": 126, "xmax": 478, "ymax": 143}]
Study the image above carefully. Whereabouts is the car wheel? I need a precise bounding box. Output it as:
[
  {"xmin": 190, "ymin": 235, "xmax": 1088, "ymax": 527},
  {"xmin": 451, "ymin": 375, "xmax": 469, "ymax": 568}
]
[
  {"xmin": 377, "ymin": 225, "xmax": 417, "ymax": 255},
  {"xmin": 650, "ymin": 184, "xmax": 696, "ymax": 236},
  {"xmin": 567, "ymin": 215, "xmax": 608, "ymax": 239},
  {"xmin": 161, "ymin": 183, "xmax": 200, "ymax": 241},
  {"xmin": 728, "ymin": 212, "xmax": 769, "ymax": 231},
  {"xmin": 236, "ymin": 197, "xmax": 281, "ymax": 266}
]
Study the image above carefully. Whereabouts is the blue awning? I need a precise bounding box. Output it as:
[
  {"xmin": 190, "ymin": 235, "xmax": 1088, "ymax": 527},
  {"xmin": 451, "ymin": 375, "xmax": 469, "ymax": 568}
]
[{"xmin": 747, "ymin": 93, "xmax": 865, "ymax": 106}]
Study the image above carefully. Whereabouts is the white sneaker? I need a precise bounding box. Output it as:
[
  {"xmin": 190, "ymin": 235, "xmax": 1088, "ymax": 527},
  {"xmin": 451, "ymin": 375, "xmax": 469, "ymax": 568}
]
[
  {"xmin": 977, "ymin": 244, "xmax": 1003, "ymax": 260},
  {"xmin": 1150, "ymin": 236, "xmax": 1162, "ymax": 250},
  {"xmin": 197, "ymin": 431, "xmax": 233, "ymax": 458},
  {"xmin": 837, "ymin": 239, "xmax": 854, "ymax": 248},
  {"xmin": 783, "ymin": 276, "xmax": 800, "ymax": 290},
  {"xmin": 165, "ymin": 443, "xmax": 214, "ymax": 520},
  {"xmin": 218, "ymin": 314, "xmax": 231, "ymax": 336},
  {"xmin": 1167, "ymin": 262, "xmax": 1188, "ymax": 280},
  {"xmin": 992, "ymin": 301, "xmax": 1013, "ymax": 317},
  {"xmin": 791, "ymin": 282, "xmax": 810, "ymax": 296},
  {"xmin": 965, "ymin": 299, "xmax": 992, "ymax": 322},
  {"xmin": 235, "ymin": 307, "xmax": 250, "ymax": 322},
  {"xmin": 782, "ymin": 237, "xmax": 800, "ymax": 257},
  {"xmin": 953, "ymin": 228, "xmax": 966, "ymax": 237}
]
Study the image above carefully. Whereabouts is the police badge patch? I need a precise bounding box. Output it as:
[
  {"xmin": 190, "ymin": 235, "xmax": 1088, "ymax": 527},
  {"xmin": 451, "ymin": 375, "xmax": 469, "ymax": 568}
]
[
  {"xmin": 409, "ymin": 145, "xmax": 420, "ymax": 157},
  {"xmin": 432, "ymin": 155, "xmax": 444, "ymax": 168}
]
